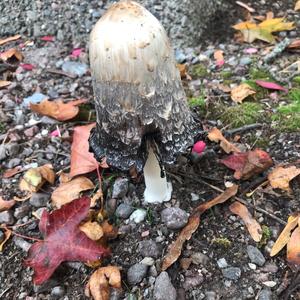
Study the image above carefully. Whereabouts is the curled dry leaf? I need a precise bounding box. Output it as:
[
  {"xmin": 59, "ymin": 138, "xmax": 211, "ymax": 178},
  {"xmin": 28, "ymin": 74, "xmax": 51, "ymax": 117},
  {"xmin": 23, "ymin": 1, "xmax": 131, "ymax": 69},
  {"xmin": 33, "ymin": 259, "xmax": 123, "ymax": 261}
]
[
  {"xmin": 0, "ymin": 34, "xmax": 21, "ymax": 46},
  {"xmin": 231, "ymin": 83, "xmax": 256, "ymax": 103},
  {"xmin": 19, "ymin": 164, "xmax": 55, "ymax": 192},
  {"xmin": 208, "ymin": 127, "xmax": 241, "ymax": 154},
  {"xmin": 270, "ymin": 214, "xmax": 299, "ymax": 257},
  {"xmin": 0, "ymin": 48, "xmax": 23, "ymax": 61},
  {"xmin": 0, "ymin": 228, "xmax": 12, "ymax": 252},
  {"xmin": 101, "ymin": 220, "xmax": 119, "ymax": 240},
  {"xmin": 0, "ymin": 196, "xmax": 16, "ymax": 212},
  {"xmin": 91, "ymin": 188, "xmax": 104, "ymax": 208},
  {"xmin": 3, "ymin": 166, "xmax": 23, "ymax": 178},
  {"xmin": 51, "ymin": 176, "xmax": 95, "ymax": 208},
  {"xmin": 287, "ymin": 227, "xmax": 300, "ymax": 269},
  {"xmin": 255, "ymin": 80, "xmax": 288, "ymax": 93},
  {"xmin": 85, "ymin": 266, "xmax": 121, "ymax": 300},
  {"xmin": 268, "ymin": 166, "xmax": 300, "ymax": 191},
  {"xmin": 229, "ymin": 201, "xmax": 262, "ymax": 242},
  {"xmin": 30, "ymin": 98, "xmax": 87, "ymax": 121},
  {"xmin": 0, "ymin": 80, "xmax": 11, "ymax": 88},
  {"xmin": 220, "ymin": 149, "xmax": 273, "ymax": 180},
  {"xmin": 162, "ymin": 185, "xmax": 238, "ymax": 271},
  {"xmin": 80, "ymin": 221, "xmax": 104, "ymax": 241},
  {"xmin": 295, "ymin": 1, "xmax": 300, "ymax": 11}
]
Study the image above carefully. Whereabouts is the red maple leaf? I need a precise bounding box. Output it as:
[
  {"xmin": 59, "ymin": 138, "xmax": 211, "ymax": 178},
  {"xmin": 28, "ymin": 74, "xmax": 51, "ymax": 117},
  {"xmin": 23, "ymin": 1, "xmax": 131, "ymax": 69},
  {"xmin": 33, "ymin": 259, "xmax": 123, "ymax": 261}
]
[
  {"xmin": 220, "ymin": 149, "xmax": 273, "ymax": 180},
  {"xmin": 25, "ymin": 197, "xmax": 110, "ymax": 285}
]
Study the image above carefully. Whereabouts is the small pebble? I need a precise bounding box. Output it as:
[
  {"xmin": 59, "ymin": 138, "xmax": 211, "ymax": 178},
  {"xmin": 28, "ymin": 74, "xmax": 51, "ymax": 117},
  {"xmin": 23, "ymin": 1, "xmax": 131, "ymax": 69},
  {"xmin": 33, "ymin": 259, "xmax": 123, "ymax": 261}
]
[
  {"xmin": 0, "ymin": 211, "xmax": 15, "ymax": 225},
  {"xmin": 129, "ymin": 209, "xmax": 146, "ymax": 223},
  {"xmin": 191, "ymin": 252, "xmax": 209, "ymax": 265},
  {"xmin": 248, "ymin": 263, "xmax": 257, "ymax": 270},
  {"xmin": 262, "ymin": 281, "xmax": 277, "ymax": 288},
  {"xmin": 217, "ymin": 258, "xmax": 228, "ymax": 268},
  {"xmin": 127, "ymin": 263, "xmax": 148, "ymax": 285},
  {"xmin": 29, "ymin": 193, "xmax": 50, "ymax": 208},
  {"xmin": 112, "ymin": 178, "xmax": 129, "ymax": 198},
  {"xmin": 154, "ymin": 272, "xmax": 177, "ymax": 300},
  {"xmin": 115, "ymin": 203, "xmax": 134, "ymax": 219},
  {"xmin": 257, "ymin": 288, "xmax": 272, "ymax": 300},
  {"xmin": 247, "ymin": 245, "xmax": 266, "ymax": 267},
  {"xmin": 13, "ymin": 236, "xmax": 32, "ymax": 252},
  {"xmin": 222, "ymin": 267, "xmax": 241, "ymax": 280},
  {"xmin": 50, "ymin": 286, "xmax": 65, "ymax": 298},
  {"xmin": 161, "ymin": 207, "xmax": 188, "ymax": 230},
  {"xmin": 139, "ymin": 240, "xmax": 161, "ymax": 258},
  {"xmin": 140, "ymin": 257, "xmax": 154, "ymax": 266}
]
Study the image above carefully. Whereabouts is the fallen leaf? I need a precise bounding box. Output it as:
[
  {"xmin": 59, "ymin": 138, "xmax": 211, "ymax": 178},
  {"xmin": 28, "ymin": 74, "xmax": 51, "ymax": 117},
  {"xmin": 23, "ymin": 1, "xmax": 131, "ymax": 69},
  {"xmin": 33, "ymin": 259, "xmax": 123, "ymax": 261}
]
[
  {"xmin": 229, "ymin": 201, "xmax": 262, "ymax": 242},
  {"xmin": 295, "ymin": 1, "xmax": 300, "ymax": 11},
  {"xmin": 288, "ymin": 39, "xmax": 300, "ymax": 49},
  {"xmin": 71, "ymin": 48, "xmax": 84, "ymax": 57},
  {"xmin": 0, "ymin": 80, "xmax": 11, "ymax": 88},
  {"xmin": 3, "ymin": 166, "xmax": 23, "ymax": 178},
  {"xmin": 0, "ymin": 196, "xmax": 16, "ymax": 212},
  {"xmin": 271, "ymin": 214, "xmax": 299, "ymax": 256},
  {"xmin": 268, "ymin": 166, "xmax": 300, "ymax": 191},
  {"xmin": 255, "ymin": 80, "xmax": 288, "ymax": 93},
  {"xmin": 287, "ymin": 227, "xmax": 300, "ymax": 269},
  {"xmin": 177, "ymin": 64, "xmax": 191, "ymax": 80},
  {"xmin": 220, "ymin": 149, "xmax": 273, "ymax": 180},
  {"xmin": 214, "ymin": 50, "xmax": 224, "ymax": 67},
  {"xmin": 20, "ymin": 63, "xmax": 35, "ymax": 71},
  {"xmin": 30, "ymin": 98, "xmax": 87, "ymax": 121},
  {"xmin": 192, "ymin": 141, "xmax": 206, "ymax": 154},
  {"xmin": 91, "ymin": 188, "xmax": 104, "ymax": 208},
  {"xmin": 231, "ymin": 83, "xmax": 256, "ymax": 103},
  {"xmin": 25, "ymin": 197, "xmax": 110, "ymax": 284},
  {"xmin": 80, "ymin": 221, "xmax": 104, "ymax": 241},
  {"xmin": 70, "ymin": 124, "xmax": 108, "ymax": 178},
  {"xmin": 0, "ymin": 35, "xmax": 21, "ymax": 46},
  {"xmin": 208, "ymin": 127, "xmax": 241, "ymax": 153},
  {"xmin": 41, "ymin": 36, "xmax": 54, "ymax": 42},
  {"xmin": 101, "ymin": 220, "xmax": 118, "ymax": 240},
  {"xmin": 233, "ymin": 18, "xmax": 295, "ymax": 43},
  {"xmin": 85, "ymin": 266, "xmax": 121, "ymax": 300},
  {"xmin": 51, "ymin": 176, "xmax": 95, "ymax": 208},
  {"xmin": 0, "ymin": 48, "xmax": 23, "ymax": 61},
  {"xmin": 162, "ymin": 185, "xmax": 238, "ymax": 270},
  {"xmin": 20, "ymin": 164, "xmax": 55, "ymax": 192},
  {"xmin": 0, "ymin": 228, "xmax": 12, "ymax": 252}
]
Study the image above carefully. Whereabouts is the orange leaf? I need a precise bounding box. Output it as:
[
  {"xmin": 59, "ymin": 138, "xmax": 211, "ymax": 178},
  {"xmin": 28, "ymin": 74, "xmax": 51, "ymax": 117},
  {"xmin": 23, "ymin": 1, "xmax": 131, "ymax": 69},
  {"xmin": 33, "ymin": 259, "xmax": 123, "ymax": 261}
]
[
  {"xmin": 0, "ymin": 228, "xmax": 12, "ymax": 252},
  {"xmin": 208, "ymin": 127, "xmax": 241, "ymax": 153},
  {"xmin": 0, "ymin": 35, "xmax": 21, "ymax": 46},
  {"xmin": 0, "ymin": 196, "xmax": 16, "ymax": 212},
  {"xmin": 214, "ymin": 50, "xmax": 224, "ymax": 67},
  {"xmin": 229, "ymin": 201, "xmax": 262, "ymax": 242},
  {"xmin": 231, "ymin": 83, "xmax": 256, "ymax": 103},
  {"xmin": 271, "ymin": 214, "xmax": 299, "ymax": 257},
  {"xmin": 268, "ymin": 166, "xmax": 300, "ymax": 191},
  {"xmin": 51, "ymin": 176, "xmax": 95, "ymax": 208},
  {"xmin": 287, "ymin": 227, "xmax": 300, "ymax": 269},
  {"xmin": 80, "ymin": 221, "xmax": 104, "ymax": 241},
  {"xmin": 177, "ymin": 64, "xmax": 191, "ymax": 80},
  {"xmin": 0, "ymin": 48, "xmax": 23, "ymax": 61},
  {"xmin": 30, "ymin": 98, "xmax": 87, "ymax": 121},
  {"xmin": 85, "ymin": 266, "xmax": 121, "ymax": 300},
  {"xmin": 162, "ymin": 185, "xmax": 238, "ymax": 270},
  {"xmin": 70, "ymin": 124, "xmax": 108, "ymax": 178}
]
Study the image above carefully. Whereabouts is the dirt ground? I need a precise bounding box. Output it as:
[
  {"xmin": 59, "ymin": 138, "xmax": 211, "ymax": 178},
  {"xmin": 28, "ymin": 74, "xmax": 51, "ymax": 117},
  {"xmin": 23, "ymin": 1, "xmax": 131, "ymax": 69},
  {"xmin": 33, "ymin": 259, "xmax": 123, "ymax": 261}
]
[{"xmin": 0, "ymin": 1, "xmax": 300, "ymax": 300}]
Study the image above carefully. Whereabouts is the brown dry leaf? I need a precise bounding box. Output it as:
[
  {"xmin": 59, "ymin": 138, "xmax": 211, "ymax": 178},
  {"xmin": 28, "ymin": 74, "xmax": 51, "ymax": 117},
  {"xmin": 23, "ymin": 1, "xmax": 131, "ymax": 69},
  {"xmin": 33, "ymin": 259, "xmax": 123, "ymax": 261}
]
[
  {"xmin": 30, "ymin": 98, "xmax": 87, "ymax": 121},
  {"xmin": 101, "ymin": 220, "xmax": 118, "ymax": 240},
  {"xmin": 80, "ymin": 221, "xmax": 104, "ymax": 241},
  {"xmin": 0, "ymin": 35, "xmax": 21, "ymax": 46},
  {"xmin": 3, "ymin": 166, "xmax": 23, "ymax": 178},
  {"xmin": 295, "ymin": 1, "xmax": 300, "ymax": 11},
  {"xmin": 177, "ymin": 64, "xmax": 191, "ymax": 80},
  {"xmin": 268, "ymin": 166, "xmax": 300, "ymax": 191},
  {"xmin": 51, "ymin": 176, "xmax": 95, "ymax": 208},
  {"xmin": 14, "ymin": 194, "xmax": 32, "ymax": 202},
  {"xmin": 0, "ymin": 48, "xmax": 23, "ymax": 61},
  {"xmin": 231, "ymin": 83, "xmax": 256, "ymax": 103},
  {"xmin": 0, "ymin": 196, "xmax": 16, "ymax": 212},
  {"xmin": 91, "ymin": 189, "xmax": 104, "ymax": 208},
  {"xmin": 229, "ymin": 201, "xmax": 262, "ymax": 242},
  {"xmin": 0, "ymin": 228, "xmax": 12, "ymax": 252},
  {"xmin": 19, "ymin": 164, "xmax": 55, "ymax": 192},
  {"xmin": 271, "ymin": 214, "xmax": 299, "ymax": 257},
  {"xmin": 287, "ymin": 227, "xmax": 300, "ymax": 269},
  {"xmin": 162, "ymin": 185, "xmax": 238, "ymax": 270},
  {"xmin": 214, "ymin": 50, "xmax": 224, "ymax": 67},
  {"xmin": 58, "ymin": 171, "xmax": 72, "ymax": 184},
  {"xmin": 180, "ymin": 258, "xmax": 192, "ymax": 270},
  {"xmin": 85, "ymin": 266, "xmax": 121, "ymax": 300},
  {"xmin": 208, "ymin": 127, "xmax": 241, "ymax": 153},
  {"xmin": 0, "ymin": 80, "xmax": 11, "ymax": 88}
]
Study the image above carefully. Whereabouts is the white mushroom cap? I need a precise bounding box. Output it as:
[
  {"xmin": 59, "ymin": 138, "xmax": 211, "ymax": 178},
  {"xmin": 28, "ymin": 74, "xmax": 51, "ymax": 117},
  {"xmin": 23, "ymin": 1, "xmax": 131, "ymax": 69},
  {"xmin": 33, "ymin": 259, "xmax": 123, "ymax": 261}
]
[{"xmin": 89, "ymin": 0, "xmax": 197, "ymax": 171}]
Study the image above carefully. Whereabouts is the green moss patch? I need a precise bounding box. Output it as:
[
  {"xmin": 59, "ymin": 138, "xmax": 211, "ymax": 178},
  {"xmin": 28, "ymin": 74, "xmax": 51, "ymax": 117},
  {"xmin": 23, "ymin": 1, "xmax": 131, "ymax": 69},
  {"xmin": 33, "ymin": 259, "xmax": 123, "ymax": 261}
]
[{"xmin": 190, "ymin": 64, "xmax": 209, "ymax": 79}]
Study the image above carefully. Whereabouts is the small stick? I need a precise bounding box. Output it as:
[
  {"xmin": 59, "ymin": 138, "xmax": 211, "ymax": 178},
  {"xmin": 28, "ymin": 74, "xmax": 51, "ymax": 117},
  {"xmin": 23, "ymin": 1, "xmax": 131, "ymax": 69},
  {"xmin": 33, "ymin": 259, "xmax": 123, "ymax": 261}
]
[
  {"xmin": 10, "ymin": 231, "xmax": 42, "ymax": 242},
  {"xmin": 46, "ymin": 68, "xmax": 77, "ymax": 79},
  {"xmin": 225, "ymin": 123, "xmax": 263, "ymax": 136}
]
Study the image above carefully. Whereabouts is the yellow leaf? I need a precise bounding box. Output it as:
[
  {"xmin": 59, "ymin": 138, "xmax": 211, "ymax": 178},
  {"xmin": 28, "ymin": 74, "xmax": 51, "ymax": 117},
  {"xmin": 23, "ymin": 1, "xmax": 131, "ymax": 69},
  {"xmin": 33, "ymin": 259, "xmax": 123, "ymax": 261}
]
[
  {"xmin": 80, "ymin": 221, "xmax": 104, "ymax": 241},
  {"xmin": 233, "ymin": 18, "xmax": 295, "ymax": 43},
  {"xmin": 295, "ymin": 0, "xmax": 300, "ymax": 11},
  {"xmin": 268, "ymin": 166, "xmax": 300, "ymax": 191},
  {"xmin": 270, "ymin": 214, "xmax": 299, "ymax": 256},
  {"xmin": 231, "ymin": 83, "xmax": 256, "ymax": 103}
]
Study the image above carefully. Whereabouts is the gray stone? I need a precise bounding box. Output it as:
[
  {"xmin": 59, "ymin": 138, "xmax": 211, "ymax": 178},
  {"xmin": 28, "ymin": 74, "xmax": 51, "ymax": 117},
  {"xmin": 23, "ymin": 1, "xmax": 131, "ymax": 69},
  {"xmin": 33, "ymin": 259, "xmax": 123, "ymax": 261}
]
[
  {"xmin": 29, "ymin": 193, "xmax": 50, "ymax": 207},
  {"xmin": 5, "ymin": 143, "xmax": 20, "ymax": 157},
  {"xmin": 247, "ymin": 245, "xmax": 266, "ymax": 267},
  {"xmin": 14, "ymin": 204, "xmax": 30, "ymax": 219},
  {"xmin": 129, "ymin": 209, "xmax": 146, "ymax": 223},
  {"xmin": 61, "ymin": 61, "xmax": 88, "ymax": 77},
  {"xmin": 222, "ymin": 267, "xmax": 241, "ymax": 280},
  {"xmin": 112, "ymin": 178, "xmax": 129, "ymax": 198},
  {"xmin": 127, "ymin": 263, "xmax": 148, "ymax": 285},
  {"xmin": 191, "ymin": 252, "xmax": 209, "ymax": 265},
  {"xmin": 115, "ymin": 203, "xmax": 134, "ymax": 219},
  {"xmin": 0, "ymin": 144, "xmax": 6, "ymax": 161},
  {"xmin": 183, "ymin": 273, "xmax": 204, "ymax": 290},
  {"xmin": 239, "ymin": 56, "xmax": 252, "ymax": 66},
  {"xmin": 217, "ymin": 258, "xmax": 228, "ymax": 268},
  {"xmin": 141, "ymin": 257, "xmax": 154, "ymax": 266},
  {"xmin": 13, "ymin": 236, "xmax": 32, "ymax": 252},
  {"xmin": 205, "ymin": 291, "xmax": 217, "ymax": 300},
  {"xmin": 7, "ymin": 158, "xmax": 21, "ymax": 168},
  {"xmin": 0, "ymin": 210, "xmax": 14, "ymax": 225},
  {"xmin": 257, "ymin": 288, "xmax": 272, "ymax": 300},
  {"xmin": 161, "ymin": 207, "xmax": 188, "ymax": 230},
  {"xmin": 51, "ymin": 286, "xmax": 65, "ymax": 298},
  {"xmin": 154, "ymin": 272, "xmax": 176, "ymax": 300},
  {"xmin": 139, "ymin": 240, "xmax": 161, "ymax": 259}
]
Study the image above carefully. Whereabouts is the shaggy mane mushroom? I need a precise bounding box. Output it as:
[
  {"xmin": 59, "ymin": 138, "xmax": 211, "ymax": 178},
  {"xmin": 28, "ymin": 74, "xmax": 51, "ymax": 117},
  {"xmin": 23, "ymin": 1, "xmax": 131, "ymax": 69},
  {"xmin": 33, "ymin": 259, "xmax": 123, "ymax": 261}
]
[{"xmin": 89, "ymin": 0, "xmax": 197, "ymax": 203}]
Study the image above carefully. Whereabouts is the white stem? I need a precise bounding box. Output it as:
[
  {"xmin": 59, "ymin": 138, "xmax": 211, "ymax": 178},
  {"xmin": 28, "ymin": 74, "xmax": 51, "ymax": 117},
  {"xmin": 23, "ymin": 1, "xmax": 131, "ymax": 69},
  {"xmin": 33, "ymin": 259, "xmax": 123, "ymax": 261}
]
[{"xmin": 143, "ymin": 147, "xmax": 172, "ymax": 203}]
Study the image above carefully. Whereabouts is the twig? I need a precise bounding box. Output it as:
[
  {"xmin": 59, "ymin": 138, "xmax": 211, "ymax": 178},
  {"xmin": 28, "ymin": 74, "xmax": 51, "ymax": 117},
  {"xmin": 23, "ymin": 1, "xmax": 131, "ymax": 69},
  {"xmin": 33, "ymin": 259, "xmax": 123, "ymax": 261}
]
[
  {"xmin": 46, "ymin": 68, "xmax": 77, "ymax": 79},
  {"xmin": 225, "ymin": 123, "xmax": 263, "ymax": 136},
  {"xmin": 176, "ymin": 172, "xmax": 287, "ymax": 225},
  {"xmin": 263, "ymin": 38, "xmax": 290, "ymax": 64},
  {"xmin": 10, "ymin": 231, "xmax": 42, "ymax": 242}
]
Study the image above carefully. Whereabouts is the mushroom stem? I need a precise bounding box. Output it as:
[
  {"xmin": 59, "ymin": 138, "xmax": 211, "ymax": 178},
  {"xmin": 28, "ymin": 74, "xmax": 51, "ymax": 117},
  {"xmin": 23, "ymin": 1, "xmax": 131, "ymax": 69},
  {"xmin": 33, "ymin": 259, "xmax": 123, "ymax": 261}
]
[{"xmin": 144, "ymin": 147, "xmax": 172, "ymax": 203}]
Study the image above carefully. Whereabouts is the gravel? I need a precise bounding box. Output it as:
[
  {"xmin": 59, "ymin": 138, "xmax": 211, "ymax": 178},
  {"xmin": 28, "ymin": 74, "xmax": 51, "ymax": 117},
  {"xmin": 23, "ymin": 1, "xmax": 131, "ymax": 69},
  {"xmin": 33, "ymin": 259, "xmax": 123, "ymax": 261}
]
[
  {"xmin": 112, "ymin": 178, "xmax": 129, "ymax": 198},
  {"xmin": 139, "ymin": 240, "xmax": 161, "ymax": 259},
  {"xmin": 129, "ymin": 209, "xmax": 147, "ymax": 223},
  {"xmin": 127, "ymin": 263, "xmax": 148, "ymax": 285},
  {"xmin": 0, "ymin": 211, "xmax": 15, "ymax": 225},
  {"xmin": 115, "ymin": 203, "xmax": 134, "ymax": 219},
  {"xmin": 29, "ymin": 193, "xmax": 50, "ymax": 208},
  {"xmin": 257, "ymin": 288, "xmax": 273, "ymax": 300},
  {"xmin": 247, "ymin": 245, "xmax": 266, "ymax": 267},
  {"xmin": 222, "ymin": 267, "xmax": 242, "ymax": 280},
  {"xmin": 161, "ymin": 207, "xmax": 188, "ymax": 230},
  {"xmin": 154, "ymin": 272, "xmax": 177, "ymax": 300}
]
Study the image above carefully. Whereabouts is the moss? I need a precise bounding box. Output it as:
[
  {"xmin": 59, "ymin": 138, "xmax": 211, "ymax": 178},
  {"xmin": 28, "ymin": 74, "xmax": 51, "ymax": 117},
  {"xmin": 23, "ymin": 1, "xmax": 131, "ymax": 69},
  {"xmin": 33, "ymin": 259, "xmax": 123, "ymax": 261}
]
[
  {"xmin": 212, "ymin": 237, "xmax": 232, "ymax": 248},
  {"xmin": 292, "ymin": 76, "xmax": 300, "ymax": 86},
  {"xmin": 220, "ymin": 70, "xmax": 233, "ymax": 79},
  {"xmin": 223, "ymin": 79, "xmax": 234, "ymax": 86},
  {"xmin": 188, "ymin": 96, "xmax": 205, "ymax": 109},
  {"xmin": 258, "ymin": 225, "xmax": 271, "ymax": 247},
  {"xmin": 249, "ymin": 67, "xmax": 272, "ymax": 80},
  {"xmin": 248, "ymin": 135, "xmax": 270, "ymax": 149},
  {"xmin": 190, "ymin": 63, "xmax": 209, "ymax": 78},
  {"xmin": 220, "ymin": 102, "xmax": 265, "ymax": 128}
]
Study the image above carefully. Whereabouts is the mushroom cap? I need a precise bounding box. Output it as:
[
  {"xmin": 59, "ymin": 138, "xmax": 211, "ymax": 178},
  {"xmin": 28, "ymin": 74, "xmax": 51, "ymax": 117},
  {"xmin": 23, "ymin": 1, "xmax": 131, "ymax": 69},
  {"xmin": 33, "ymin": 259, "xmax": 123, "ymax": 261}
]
[{"xmin": 89, "ymin": 0, "xmax": 197, "ymax": 171}]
